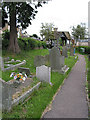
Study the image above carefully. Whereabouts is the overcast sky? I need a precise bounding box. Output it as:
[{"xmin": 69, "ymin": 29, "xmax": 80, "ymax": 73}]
[{"xmin": 25, "ymin": 0, "xmax": 89, "ymax": 37}]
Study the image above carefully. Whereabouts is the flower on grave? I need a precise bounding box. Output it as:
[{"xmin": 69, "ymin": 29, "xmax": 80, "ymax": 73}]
[{"xmin": 10, "ymin": 72, "xmax": 27, "ymax": 82}]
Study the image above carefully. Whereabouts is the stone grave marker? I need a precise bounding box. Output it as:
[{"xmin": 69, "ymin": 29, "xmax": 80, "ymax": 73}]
[
  {"xmin": 34, "ymin": 56, "xmax": 45, "ymax": 67},
  {"xmin": 36, "ymin": 65, "xmax": 51, "ymax": 85},
  {"xmin": 49, "ymin": 47, "xmax": 62, "ymax": 71},
  {"xmin": 1, "ymin": 79, "xmax": 12, "ymax": 111},
  {"xmin": 62, "ymin": 46, "xmax": 68, "ymax": 57},
  {"xmin": 60, "ymin": 56, "xmax": 65, "ymax": 67},
  {"xmin": 0, "ymin": 56, "xmax": 4, "ymax": 71},
  {"xmin": 18, "ymin": 67, "xmax": 30, "ymax": 76},
  {"xmin": 70, "ymin": 46, "xmax": 74, "ymax": 56}
]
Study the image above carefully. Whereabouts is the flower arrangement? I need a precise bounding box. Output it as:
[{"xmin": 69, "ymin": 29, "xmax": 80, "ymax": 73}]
[{"xmin": 10, "ymin": 72, "xmax": 27, "ymax": 82}]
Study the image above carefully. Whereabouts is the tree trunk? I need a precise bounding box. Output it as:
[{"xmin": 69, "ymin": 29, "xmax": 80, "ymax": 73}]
[{"xmin": 8, "ymin": 4, "xmax": 20, "ymax": 53}]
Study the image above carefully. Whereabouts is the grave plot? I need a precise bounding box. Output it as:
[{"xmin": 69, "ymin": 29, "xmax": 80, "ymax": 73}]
[
  {"xmin": 1, "ymin": 57, "xmax": 41, "ymax": 111},
  {"xmin": 49, "ymin": 47, "xmax": 69, "ymax": 74},
  {"xmin": 2, "ymin": 57, "xmax": 26, "ymax": 71}
]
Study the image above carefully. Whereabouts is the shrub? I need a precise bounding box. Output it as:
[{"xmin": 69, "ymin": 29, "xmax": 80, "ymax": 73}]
[
  {"xmin": 42, "ymin": 41, "xmax": 47, "ymax": 49},
  {"xmin": 2, "ymin": 30, "xmax": 10, "ymax": 50},
  {"xmin": 18, "ymin": 37, "xmax": 47, "ymax": 50},
  {"xmin": 76, "ymin": 46, "xmax": 90, "ymax": 54}
]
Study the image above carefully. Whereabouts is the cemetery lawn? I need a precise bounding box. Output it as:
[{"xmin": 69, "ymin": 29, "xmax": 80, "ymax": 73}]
[
  {"xmin": 85, "ymin": 56, "xmax": 90, "ymax": 101},
  {"xmin": 2, "ymin": 49, "xmax": 78, "ymax": 119}
]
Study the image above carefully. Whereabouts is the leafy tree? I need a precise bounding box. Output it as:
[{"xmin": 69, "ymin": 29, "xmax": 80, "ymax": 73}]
[
  {"xmin": 2, "ymin": 1, "xmax": 47, "ymax": 53},
  {"xmin": 32, "ymin": 34, "xmax": 39, "ymax": 38},
  {"xmin": 71, "ymin": 23, "xmax": 87, "ymax": 43},
  {"xmin": 40, "ymin": 23, "xmax": 55, "ymax": 46}
]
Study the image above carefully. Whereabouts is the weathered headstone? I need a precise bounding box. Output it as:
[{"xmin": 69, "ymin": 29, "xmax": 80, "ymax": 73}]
[
  {"xmin": 49, "ymin": 47, "xmax": 62, "ymax": 71},
  {"xmin": 70, "ymin": 46, "xmax": 74, "ymax": 56},
  {"xmin": 34, "ymin": 56, "xmax": 45, "ymax": 67},
  {"xmin": 62, "ymin": 46, "xmax": 68, "ymax": 57},
  {"xmin": 36, "ymin": 65, "xmax": 51, "ymax": 84},
  {"xmin": 0, "ymin": 57, "xmax": 4, "ymax": 71},
  {"xmin": 60, "ymin": 56, "xmax": 65, "ymax": 67},
  {"xmin": 4, "ymin": 57, "xmax": 10, "ymax": 62},
  {"xmin": 18, "ymin": 67, "xmax": 30, "ymax": 76},
  {"xmin": 44, "ymin": 54, "xmax": 50, "ymax": 62},
  {"xmin": 3, "ymin": 60, "xmax": 26, "ymax": 71},
  {"xmin": 1, "ymin": 79, "xmax": 12, "ymax": 111}
]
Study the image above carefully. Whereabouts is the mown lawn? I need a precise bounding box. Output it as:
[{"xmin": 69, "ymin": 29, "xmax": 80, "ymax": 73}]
[
  {"xmin": 2, "ymin": 49, "xmax": 78, "ymax": 119},
  {"xmin": 2, "ymin": 49, "xmax": 49, "ymax": 82},
  {"xmin": 85, "ymin": 56, "xmax": 90, "ymax": 100}
]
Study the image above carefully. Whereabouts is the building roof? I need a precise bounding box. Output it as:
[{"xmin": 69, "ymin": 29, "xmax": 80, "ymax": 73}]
[{"xmin": 58, "ymin": 31, "xmax": 71, "ymax": 40}]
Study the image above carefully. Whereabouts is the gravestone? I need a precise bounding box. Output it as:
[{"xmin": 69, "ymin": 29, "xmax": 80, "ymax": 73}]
[
  {"xmin": 1, "ymin": 79, "xmax": 12, "ymax": 111},
  {"xmin": 62, "ymin": 46, "xmax": 68, "ymax": 57},
  {"xmin": 60, "ymin": 56, "xmax": 65, "ymax": 67},
  {"xmin": 0, "ymin": 57, "xmax": 4, "ymax": 71},
  {"xmin": 4, "ymin": 57, "xmax": 10, "ymax": 62},
  {"xmin": 18, "ymin": 67, "xmax": 30, "ymax": 76},
  {"xmin": 36, "ymin": 65, "xmax": 51, "ymax": 85},
  {"xmin": 49, "ymin": 47, "xmax": 62, "ymax": 71},
  {"xmin": 44, "ymin": 54, "xmax": 50, "ymax": 62},
  {"xmin": 70, "ymin": 46, "xmax": 74, "ymax": 56},
  {"xmin": 34, "ymin": 56, "xmax": 45, "ymax": 67}
]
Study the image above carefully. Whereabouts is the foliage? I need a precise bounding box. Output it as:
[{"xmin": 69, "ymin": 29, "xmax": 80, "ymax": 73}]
[
  {"xmin": 32, "ymin": 34, "xmax": 39, "ymax": 39},
  {"xmin": 71, "ymin": 23, "xmax": 87, "ymax": 42},
  {"xmin": 2, "ymin": 2, "xmax": 46, "ymax": 29},
  {"xmin": 76, "ymin": 46, "xmax": 90, "ymax": 54},
  {"xmin": 2, "ymin": 1, "xmax": 49, "ymax": 53},
  {"xmin": 2, "ymin": 30, "xmax": 10, "ymax": 49},
  {"xmin": 85, "ymin": 56, "xmax": 90, "ymax": 101},
  {"xmin": 18, "ymin": 37, "xmax": 47, "ymax": 50},
  {"xmin": 40, "ymin": 23, "xmax": 55, "ymax": 41}
]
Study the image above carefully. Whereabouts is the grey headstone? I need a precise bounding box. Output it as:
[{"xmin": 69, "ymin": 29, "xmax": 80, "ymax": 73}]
[
  {"xmin": 34, "ymin": 56, "xmax": 45, "ymax": 67},
  {"xmin": 60, "ymin": 56, "xmax": 65, "ymax": 67},
  {"xmin": 49, "ymin": 47, "xmax": 62, "ymax": 71},
  {"xmin": 18, "ymin": 67, "xmax": 30, "ymax": 76},
  {"xmin": 44, "ymin": 54, "xmax": 50, "ymax": 62},
  {"xmin": 1, "ymin": 79, "xmax": 12, "ymax": 111},
  {"xmin": 70, "ymin": 46, "xmax": 74, "ymax": 56},
  {"xmin": 62, "ymin": 46, "xmax": 68, "ymax": 57},
  {"xmin": 0, "ymin": 57, "xmax": 4, "ymax": 71},
  {"xmin": 4, "ymin": 57, "xmax": 10, "ymax": 62},
  {"xmin": 36, "ymin": 65, "xmax": 51, "ymax": 84}
]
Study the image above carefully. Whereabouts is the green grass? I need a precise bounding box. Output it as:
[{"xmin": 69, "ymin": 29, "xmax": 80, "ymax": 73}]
[
  {"xmin": 85, "ymin": 55, "xmax": 90, "ymax": 100},
  {"xmin": 2, "ymin": 49, "xmax": 49, "ymax": 82},
  {"xmin": 2, "ymin": 49, "xmax": 78, "ymax": 119}
]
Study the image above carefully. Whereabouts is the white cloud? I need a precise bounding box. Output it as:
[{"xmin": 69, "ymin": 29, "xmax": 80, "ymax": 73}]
[{"xmin": 25, "ymin": 0, "xmax": 89, "ymax": 37}]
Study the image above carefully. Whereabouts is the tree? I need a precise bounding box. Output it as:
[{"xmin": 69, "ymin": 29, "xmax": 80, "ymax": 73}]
[
  {"xmin": 2, "ymin": 1, "xmax": 47, "ymax": 53},
  {"xmin": 40, "ymin": 23, "xmax": 55, "ymax": 46},
  {"xmin": 71, "ymin": 23, "xmax": 87, "ymax": 43}
]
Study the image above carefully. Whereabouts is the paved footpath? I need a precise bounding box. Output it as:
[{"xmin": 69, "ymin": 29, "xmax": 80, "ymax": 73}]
[{"xmin": 43, "ymin": 54, "xmax": 88, "ymax": 118}]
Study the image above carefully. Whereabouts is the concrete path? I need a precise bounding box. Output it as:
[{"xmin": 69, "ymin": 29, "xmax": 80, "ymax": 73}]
[{"xmin": 43, "ymin": 54, "xmax": 88, "ymax": 118}]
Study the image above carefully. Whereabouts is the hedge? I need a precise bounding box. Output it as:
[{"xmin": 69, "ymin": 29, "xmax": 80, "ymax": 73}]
[
  {"xmin": 2, "ymin": 30, "xmax": 47, "ymax": 50},
  {"xmin": 76, "ymin": 46, "xmax": 90, "ymax": 54},
  {"xmin": 18, "ymin": 37, "xmax": 47, "ymax": 50}
]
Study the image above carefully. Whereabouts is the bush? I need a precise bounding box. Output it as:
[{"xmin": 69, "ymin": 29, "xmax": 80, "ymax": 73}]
[
  {"xmin": 42, "ymin": 41, "xmax": 47, "ymax": 49},
  {"xmin": 18, "ymin": 37, "xmax": 47, "ymax": 50},
  {"xmin": 76, "ymin": 46, "xmax": 90, "ymax": 54},
  {"xmin": 2, "ymin": 30, "xmax": 10, "ymax": 50}
]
